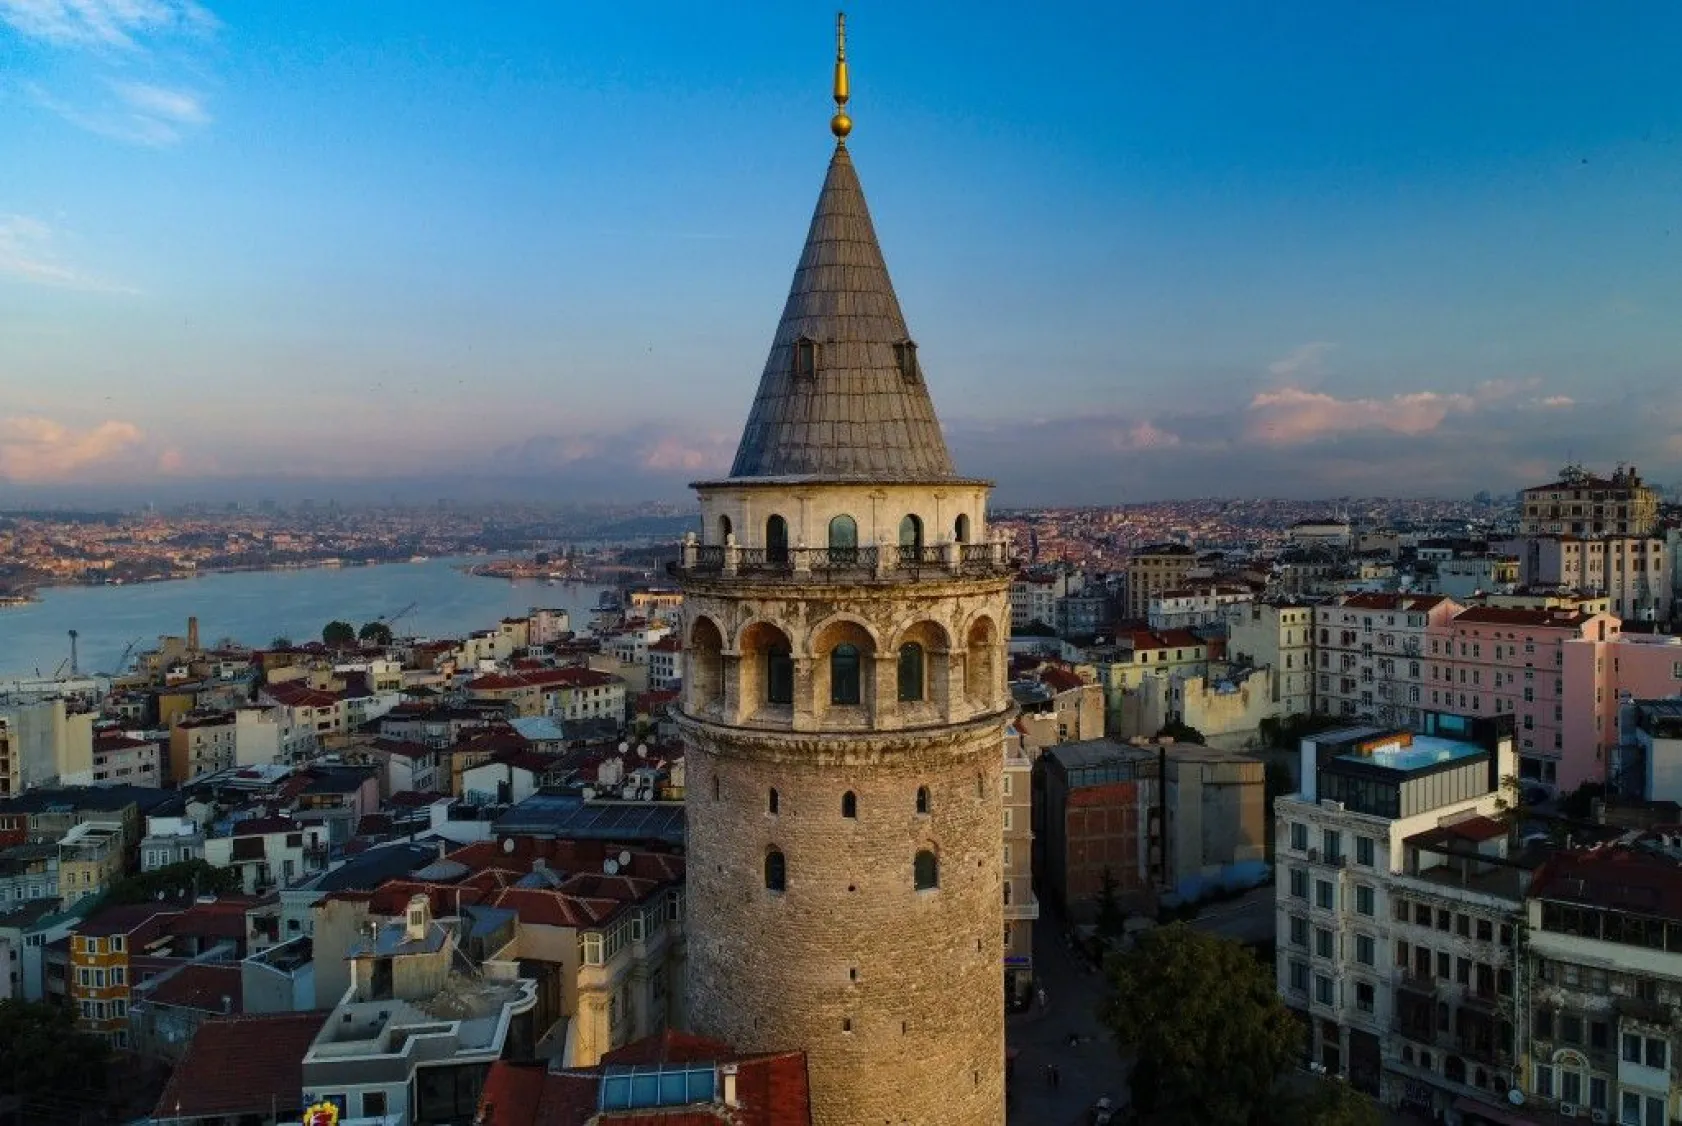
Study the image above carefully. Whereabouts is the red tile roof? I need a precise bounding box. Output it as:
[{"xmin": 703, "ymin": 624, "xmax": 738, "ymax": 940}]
[
  {"xmin": 1451, "ymin": 606, "xmax": 1599, "ymax": 629},
  {"xmin": 1529, "ymin": 843, "xmax": 1682, "ymax": 920},
  {"xmin": 264, "ymin": 682, "xmax": 339, "ymax": 709},
  {"xmin": 1338, "ymin": 593, "xmax": 1451, "ymax": 612},
  {"xmin": 152, "ymin": 1012, "xmax": 328, "ymax": 1121},
  {"xmin": 143, "ymin": 962, "xmax": 244, "ymax": 1013},
  {"xmin": 468, "ymin": 667, "xmax": 621, "ymax": 693},
  {"xmin": 477, "ymin": 1031, "xmax": 811, "ymax": 1126}
]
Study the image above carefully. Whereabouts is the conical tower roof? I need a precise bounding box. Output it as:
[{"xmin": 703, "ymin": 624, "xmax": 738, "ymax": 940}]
[{"xmin": 725, "ymin": 143, "xmax": 960, "ymax": 482}]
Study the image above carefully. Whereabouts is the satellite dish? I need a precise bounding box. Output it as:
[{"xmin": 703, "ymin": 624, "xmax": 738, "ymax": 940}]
[
  {"xmin": 637, "ymin": 744, "xmax": 648, "ymax": 758},
  {"xmin": 618, "ymin": 741, "xmax": 629, "ymax": 753},
  {"xmin": 502, "ymin": 838, "xmax": 515, "ymax": 854},
  {"xmin": 618, "ymin": 850, "xmax": 632, "ymax": 867},
  {"xmin": 603, "ymin": 858, "xmax": 620, "ymax": 875},
  {"xmin": 1508, "ymin": 1089, "xmax": 1525, "ymax": 1106}
]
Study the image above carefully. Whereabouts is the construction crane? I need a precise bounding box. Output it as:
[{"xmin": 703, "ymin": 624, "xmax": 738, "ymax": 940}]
[
  {"xmin": 67, "ymin": 630, "xmax": 78, "ymax": 678},
  {"xmin": 103, "ymin": 637, "xmax": 141, "ymax": 678},
  {"xmin": 378, "ymin": 601, "xmax": 419, "ymax": 628}
]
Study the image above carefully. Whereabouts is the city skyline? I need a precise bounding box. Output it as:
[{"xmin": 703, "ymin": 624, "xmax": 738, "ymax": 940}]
[{"xmin": 5, "ymin": 1, "xmax": 1682, "ymax": 504}]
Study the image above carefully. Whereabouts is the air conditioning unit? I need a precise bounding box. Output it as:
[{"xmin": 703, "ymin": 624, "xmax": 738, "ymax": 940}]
[
  {"xmin": 1590, "ymin": 1111, "xmax": 1608, "ymax": 1125},
  {"xmin": 1308, "ymin": 848, "xmax": 1321, "ymax": 862},
  {"xmin": 1559, "ymin": 1104, "xmax": 1578, "ymax": 1118}
]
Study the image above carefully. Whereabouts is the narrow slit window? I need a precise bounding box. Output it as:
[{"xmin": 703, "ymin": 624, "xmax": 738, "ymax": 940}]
[
  {"xmin": 793, "ymin": 337, "xmax": 818, "ymax": 378},
  {"xmin": 894, "ymin": 340, "xmax": 920, "ymax": 383}
]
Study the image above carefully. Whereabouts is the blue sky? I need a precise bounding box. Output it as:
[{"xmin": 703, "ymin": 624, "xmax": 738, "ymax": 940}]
[{"xmin": 3, "ymin": 1, "xmax": 1682, "ymax": 504}]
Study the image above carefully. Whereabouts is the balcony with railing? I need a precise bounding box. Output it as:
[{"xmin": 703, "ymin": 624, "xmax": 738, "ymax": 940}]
[
  {"xmin": 670, "ymin": 536, "xmax": 1015, "ymax": 584},
  {"xmin": 1005, "ymin": 888, "xmax": 1040, "ymax": 922}
]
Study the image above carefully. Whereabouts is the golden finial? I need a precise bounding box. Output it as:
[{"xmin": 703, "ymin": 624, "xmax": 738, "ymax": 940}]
[{"xmin": 830, "ymin": 12, "xmax": 852, "ymax": 142}]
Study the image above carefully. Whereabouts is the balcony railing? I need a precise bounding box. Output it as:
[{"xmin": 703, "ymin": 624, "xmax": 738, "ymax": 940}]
[{"xmin": 670, "ymin": 538, "xmax": 1015, "ymax": 582}]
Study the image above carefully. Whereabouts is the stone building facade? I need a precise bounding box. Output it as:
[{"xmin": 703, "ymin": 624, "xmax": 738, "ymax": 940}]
[{"xmin": 675, "ymin": 33, "xmax": 1015, "ymax": 1126}]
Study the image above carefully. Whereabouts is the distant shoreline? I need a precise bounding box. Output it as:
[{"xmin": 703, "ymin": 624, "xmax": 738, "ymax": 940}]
[{"xmin": 3, "ymin": 554, "xmax": 468, "ymax": 602}]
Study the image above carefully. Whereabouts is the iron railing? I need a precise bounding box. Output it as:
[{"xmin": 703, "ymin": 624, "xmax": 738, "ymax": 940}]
[{"xmin": 671, "ymin": 540, "xmax": 1014, "ymax": 581}]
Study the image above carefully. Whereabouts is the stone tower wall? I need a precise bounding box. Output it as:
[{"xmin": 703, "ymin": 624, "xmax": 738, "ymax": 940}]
[{"xmin": 680, "ymin": 570, "xmax": 1011, "ymax": 1126}]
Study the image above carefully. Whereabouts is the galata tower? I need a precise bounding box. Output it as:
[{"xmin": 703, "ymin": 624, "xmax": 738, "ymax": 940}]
[{"xmin": 675, "ymin": 14, "xmax": 1015, "ymax": 1126}]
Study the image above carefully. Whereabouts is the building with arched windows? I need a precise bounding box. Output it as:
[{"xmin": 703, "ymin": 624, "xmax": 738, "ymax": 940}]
[{"xmin": 670, "ymin": 17, "xmax": 1016, "ymax": 1126}]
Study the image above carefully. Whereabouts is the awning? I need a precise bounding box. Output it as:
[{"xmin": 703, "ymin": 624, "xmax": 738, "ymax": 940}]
[{"xmin": 1451, "ymin": 1095, "xmax": 1546, "ymax": 1126}]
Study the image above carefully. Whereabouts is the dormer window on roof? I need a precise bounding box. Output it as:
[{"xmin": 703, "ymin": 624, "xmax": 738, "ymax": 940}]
[
  {"xmin": 793, "ymin": 337, "xmax": 819, "ymax": 379},
  {"xmin": 894, "ymin": 340, "xmax": 920, "ymax": 384}
]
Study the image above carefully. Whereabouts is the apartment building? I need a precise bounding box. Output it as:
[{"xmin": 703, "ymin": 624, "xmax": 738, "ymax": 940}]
[
  {"xmin": 1003, "ymin": 733, "xmax": 1037, "ymax": 1006},
  {"xmin": 1525, "ymin": 840, "xmax": 1682, "ymax": 1125},
  {"xmin": 465, "ymin": 666, "xmax": 626, "ymax": 722},
  {"xmin": 0, "ymin": 697, "xmax": 94, "ymax": 794},
  {"xmin": 1148, "ymin": 585, "xmax": 1254, "ymax": 631},
  {"xmin": 1040, "ymin": 740, "xmax": 1160, "ymax": 917},
  {"xmin": 1227, "ymin": 600, "xmax": 1316, "ymax": 717},
  {"xmin": 1274, "ymin": 712, "xmax": 1516, "ymax": 1101},
  {"xmin": 58, "ymin": 820, "xmax": 126, "ymax": 907},
  {"xmin": 201, "ymin": 817, "xmax": 329, "ymax": 894},
  {"xmin": 169, "ymin": 711, "xmax": 237, "ymax": 784},
  {"xmin": 1427, "ymin": 606, "xmax": 1620, "ymax": 791},
  {"xmin": 139, "ymin": 814, "xmax": 205, "ymax": 871},
  {"xmin": 1126, "ymin": 544, "xmax": 1196, "ymax": 620},
  {"xmin": 648, "ymin": 636, "xmax": 682, "ymax": 692},
  {"xmin": 1504, "ymin": 535, "xmax": 1673, "ymax": 623},
  {"xmin": 1315, "ymin": 594, "xmax": 1462, "ymax": 729},
  {"xmin": 1520, "ymin": 466, "xmax": 1659, "ymax": 537},
  {"xmin": 90, "ymin": 732, "xmax": 161, "ymax": 787}
]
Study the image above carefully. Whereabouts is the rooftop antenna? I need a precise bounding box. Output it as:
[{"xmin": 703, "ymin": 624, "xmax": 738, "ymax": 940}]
[{"xmin": 68, "ymin": 630, "xmax": 79, "ymax": 678}]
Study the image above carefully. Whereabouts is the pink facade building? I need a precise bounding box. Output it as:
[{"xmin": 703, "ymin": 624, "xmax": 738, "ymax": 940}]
[
  {"xmin": 1426, "ymin": 606, "xmax": 1620, "ymax": 792},
  {"xmin": 1562, "ymin": 632, "xmax": 1682, "ymax": 793}
]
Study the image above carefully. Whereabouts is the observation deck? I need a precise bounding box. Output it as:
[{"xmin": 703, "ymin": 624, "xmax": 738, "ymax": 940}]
[{"xmin": 669, "ymin": 535, "xmax": 1016, "ymax": 585}]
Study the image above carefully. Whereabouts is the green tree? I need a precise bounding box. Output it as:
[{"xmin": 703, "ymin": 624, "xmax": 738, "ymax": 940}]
[
  {"xmin": 322, "ymin": 620, "xmax": 356, "ymax": 647},
  {"xmin": 105, "ymin": 859, "xmax": 242, "ymax": 905},
  {"xmin": 358, "ymin": 620, "xmax": 394, "ymax": 646},
  {"xmin": 1492, "ymin": 772, "xmax": 1529, "ymax": 846},
  {"xmin": 1155, "ymin": 720, "xmax": 1206, "ymax": 745},
  {"xmin": 1096, "ymin": 866, "xmax": 1127, "ymax": 938},
  {"xmin": 270, "ymin": 636, "xmax": 293, "ymax": 649},
  {"xmin": 1291, "ymin": 1076, "xmax": 1382, "ymax": 1126},
  {"xmin": 1015, "ymin": 619, "xmax": 1057, "ymax": 637},
  {"xmin": 0, "ymin": 999, "xmax": 111, "ymax": 1102},
  {"xmin": 1104, "ymin": 924, "xmax": 1302, "ymax": 1126}
]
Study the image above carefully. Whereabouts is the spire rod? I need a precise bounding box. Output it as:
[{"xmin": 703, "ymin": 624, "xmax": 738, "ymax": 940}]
[{"xmin": 830, "ymin": 12, "xmax": 852, "ymax": 143}]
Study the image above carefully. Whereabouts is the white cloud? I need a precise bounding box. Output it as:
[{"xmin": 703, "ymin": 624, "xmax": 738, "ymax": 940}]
[
  {"xmin": 1267, "ymin": 341, "xmax": 1336, "ymax": 381},
  {"xmin": 0, "ymin": 415, "xmax": 145, "ymax": 480},
  {"xmin": 28, "ymin": 79, "xmax": 209, "ymax": 145},
  {"xmin": 8, "ymin": 2, "xmax": 218, "ymax": 145},
  {"xmin": 111, "ymin": 80, "xmax": 207, "ymax": 124},
  {"xmin": 0, "ymin": 213, "xmax": 132, "ymax": 291},
  {"xmin": 1246, "ymin": 386, "xmax": 1476, "ymax": 445},
  {"xmin": 1537, "ymin": 395, "xmax": 1575, "ymax": 409},
  {"xmin": 0, "ymin": 0, "xmax": 216, "ymax": 49}
]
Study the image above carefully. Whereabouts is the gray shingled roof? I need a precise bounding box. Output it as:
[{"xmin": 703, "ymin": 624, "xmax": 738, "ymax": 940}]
[{"xmin": 726, "ymin": 144, "xmax": 958, "ymax": 482}]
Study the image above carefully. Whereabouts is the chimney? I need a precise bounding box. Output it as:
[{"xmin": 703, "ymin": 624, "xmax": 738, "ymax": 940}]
[
  {"xmin": 187, "ymin": 616, "xmax": 200, "ymax": 652},
  {"xmin": 720, "ymin": 1063, "xmax": 739, "ymax": 1107},
  {"xmin": 221, "ymin": 995, "xmax": 232, "ymax": 1014}
]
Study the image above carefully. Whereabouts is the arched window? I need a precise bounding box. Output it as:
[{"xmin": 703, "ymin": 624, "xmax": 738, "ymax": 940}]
[
  {"xmin": 897, "ymin": 643, "xmax": 924, "ymax": 702},
  {"xmin": 830, "ymin": 644, "xmax": 861, "ymax": 706},
  {"xmin": 764, "ymin": 849, "xmax": 786, "ymax": 892},
  {"xmin": 768, "ymin": 788, "xmax": 779, "ymax": 815},
  {"xmin": 914, "ymin": 850, "xmax": 938, "ymax": 891},
  {"xmin": 828, "ymin": 514, "xmax": 858, "ymax": 563},
  {"xmin": 718, "ymin": 515, "xmax": 732, "ymax": 543},
  {"xmin": 898, "ymin": 514, "xmax": 923, "ymax": 562},
  {"xmin": 766, "ymin": 514, "xmax": 789, "ymax": 564},
  {"xmin": 766, "ymin": 644, "xmax": 794, "ymax": 705},
  {"xmin": 915, "ymin": 786, "xmax": 930, "ymax": 815},
  {"xmin": 841, "ymin": 791, "xmax": 857, "ymax": 819},
  {"xmin": 954, "ymin": 514, "xmax": 971, "ymax": 543}
]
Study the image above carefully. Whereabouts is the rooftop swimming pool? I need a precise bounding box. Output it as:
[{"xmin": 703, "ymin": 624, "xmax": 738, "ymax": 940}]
[{"xmin": 1335, "ymin": 733, "xmax": 1484, "ymax": 772}]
